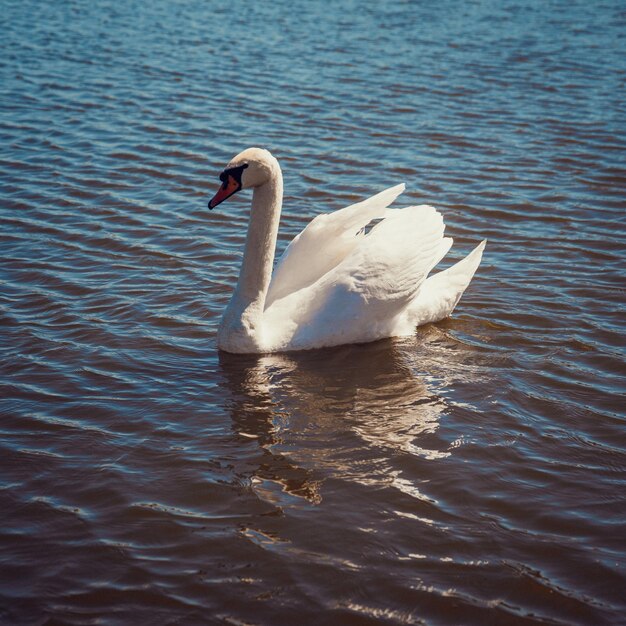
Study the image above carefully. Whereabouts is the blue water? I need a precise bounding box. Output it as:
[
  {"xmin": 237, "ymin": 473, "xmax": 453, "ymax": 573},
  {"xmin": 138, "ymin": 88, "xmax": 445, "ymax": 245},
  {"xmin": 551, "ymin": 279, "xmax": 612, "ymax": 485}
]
[{"xmin": 1, "ymin": 1, "xmax": 625, "ymax": 624}]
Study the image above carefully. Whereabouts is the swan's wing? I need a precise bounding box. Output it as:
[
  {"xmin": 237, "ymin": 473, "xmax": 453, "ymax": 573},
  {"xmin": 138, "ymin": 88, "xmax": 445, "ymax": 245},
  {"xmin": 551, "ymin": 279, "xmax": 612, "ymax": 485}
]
[
  {"xmin": 404, "ymin": 239, "xmax": 486, "ymax": 327},
  {"xmin": 264, "ymin": 205, "xmax": 446, "ymax": 351},
  {"xmin": 333, "ymin": 204, "xmax": 445, "ymax": 306},
  {"xmin": 265, "ymin": 184, "xmax": 405, "ymax": 307}
]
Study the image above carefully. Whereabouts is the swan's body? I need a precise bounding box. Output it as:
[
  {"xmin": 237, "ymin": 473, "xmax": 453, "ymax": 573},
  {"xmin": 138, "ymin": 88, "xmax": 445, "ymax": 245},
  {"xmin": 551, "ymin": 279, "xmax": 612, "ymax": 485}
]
[{"xmin": 209, "ymin": 148, "xmax": 485, "ymax": 354}]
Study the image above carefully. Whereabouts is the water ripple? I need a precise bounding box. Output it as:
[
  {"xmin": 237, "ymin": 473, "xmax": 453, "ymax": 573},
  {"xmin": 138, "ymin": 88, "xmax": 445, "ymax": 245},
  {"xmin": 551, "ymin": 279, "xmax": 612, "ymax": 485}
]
[{"xmin": 1, "ymin": 0, "xmax": 625, "ymax": 624}]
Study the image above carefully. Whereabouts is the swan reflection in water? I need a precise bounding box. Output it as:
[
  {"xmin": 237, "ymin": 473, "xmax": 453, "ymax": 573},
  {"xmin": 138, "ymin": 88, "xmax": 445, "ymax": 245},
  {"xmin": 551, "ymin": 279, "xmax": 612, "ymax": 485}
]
[{"xmin": 218, "ymin": 328, "xmax": 482, "ymax": 506}]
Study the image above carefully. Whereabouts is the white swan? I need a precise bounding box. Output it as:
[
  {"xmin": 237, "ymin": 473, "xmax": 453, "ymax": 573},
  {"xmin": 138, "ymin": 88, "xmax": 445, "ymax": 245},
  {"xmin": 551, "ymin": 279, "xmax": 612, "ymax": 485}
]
[{"xmin": 208, "ymin": 147, "xmax": 485, "ymax": 354}]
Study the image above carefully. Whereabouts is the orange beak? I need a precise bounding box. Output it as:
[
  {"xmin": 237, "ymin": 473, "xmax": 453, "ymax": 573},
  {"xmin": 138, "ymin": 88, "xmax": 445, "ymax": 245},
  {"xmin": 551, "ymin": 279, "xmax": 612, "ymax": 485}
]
[{"xmin": 208, "ymin": 174, "xmax": 241, "ymax": 210}]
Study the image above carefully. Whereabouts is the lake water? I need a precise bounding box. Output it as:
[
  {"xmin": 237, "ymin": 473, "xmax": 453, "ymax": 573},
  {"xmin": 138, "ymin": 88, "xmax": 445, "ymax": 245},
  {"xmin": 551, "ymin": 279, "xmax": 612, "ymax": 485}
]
[{"xmin": 1, "ymin": 0, "xmax": 625, "ymax": 624}]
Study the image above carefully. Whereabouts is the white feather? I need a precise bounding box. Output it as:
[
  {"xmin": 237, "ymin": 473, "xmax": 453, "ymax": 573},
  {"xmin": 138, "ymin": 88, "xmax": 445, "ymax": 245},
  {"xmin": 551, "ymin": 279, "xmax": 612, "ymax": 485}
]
[{"xmin": 266, "ymin": 184, "xmax": 405, "ymax": 307}]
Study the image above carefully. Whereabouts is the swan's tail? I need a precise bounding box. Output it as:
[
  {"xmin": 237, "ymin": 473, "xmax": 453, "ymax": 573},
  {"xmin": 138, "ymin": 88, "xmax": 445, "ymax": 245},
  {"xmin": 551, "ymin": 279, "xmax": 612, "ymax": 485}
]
[{"xmin": 405, "ymin": 240, "xmax": 486, "ymax": 328}]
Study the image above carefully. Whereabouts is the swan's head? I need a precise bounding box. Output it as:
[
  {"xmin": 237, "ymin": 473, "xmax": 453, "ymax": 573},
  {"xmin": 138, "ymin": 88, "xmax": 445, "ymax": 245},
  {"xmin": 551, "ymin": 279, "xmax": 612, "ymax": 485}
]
[{"xmin": 208, "ymin": 147, "xmax": 279, "ymax": 210}]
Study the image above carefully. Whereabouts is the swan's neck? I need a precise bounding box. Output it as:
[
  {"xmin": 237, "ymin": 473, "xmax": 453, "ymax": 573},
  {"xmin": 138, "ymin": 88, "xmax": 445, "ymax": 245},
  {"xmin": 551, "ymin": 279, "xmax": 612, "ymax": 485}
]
[
  {"xmin": 239, "ymin": 175, "xmax": 283, "ymax": 304},
  {"xmin": 218, "ymin": 169, "xmax": 283, "ymax": 351}
]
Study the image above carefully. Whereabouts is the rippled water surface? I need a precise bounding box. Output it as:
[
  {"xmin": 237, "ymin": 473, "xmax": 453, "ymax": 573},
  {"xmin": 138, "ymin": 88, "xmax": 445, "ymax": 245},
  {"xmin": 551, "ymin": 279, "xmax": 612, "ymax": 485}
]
[{"xmin": 2, "ymin": 0, "xmax": 626, "ymax": 624}]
